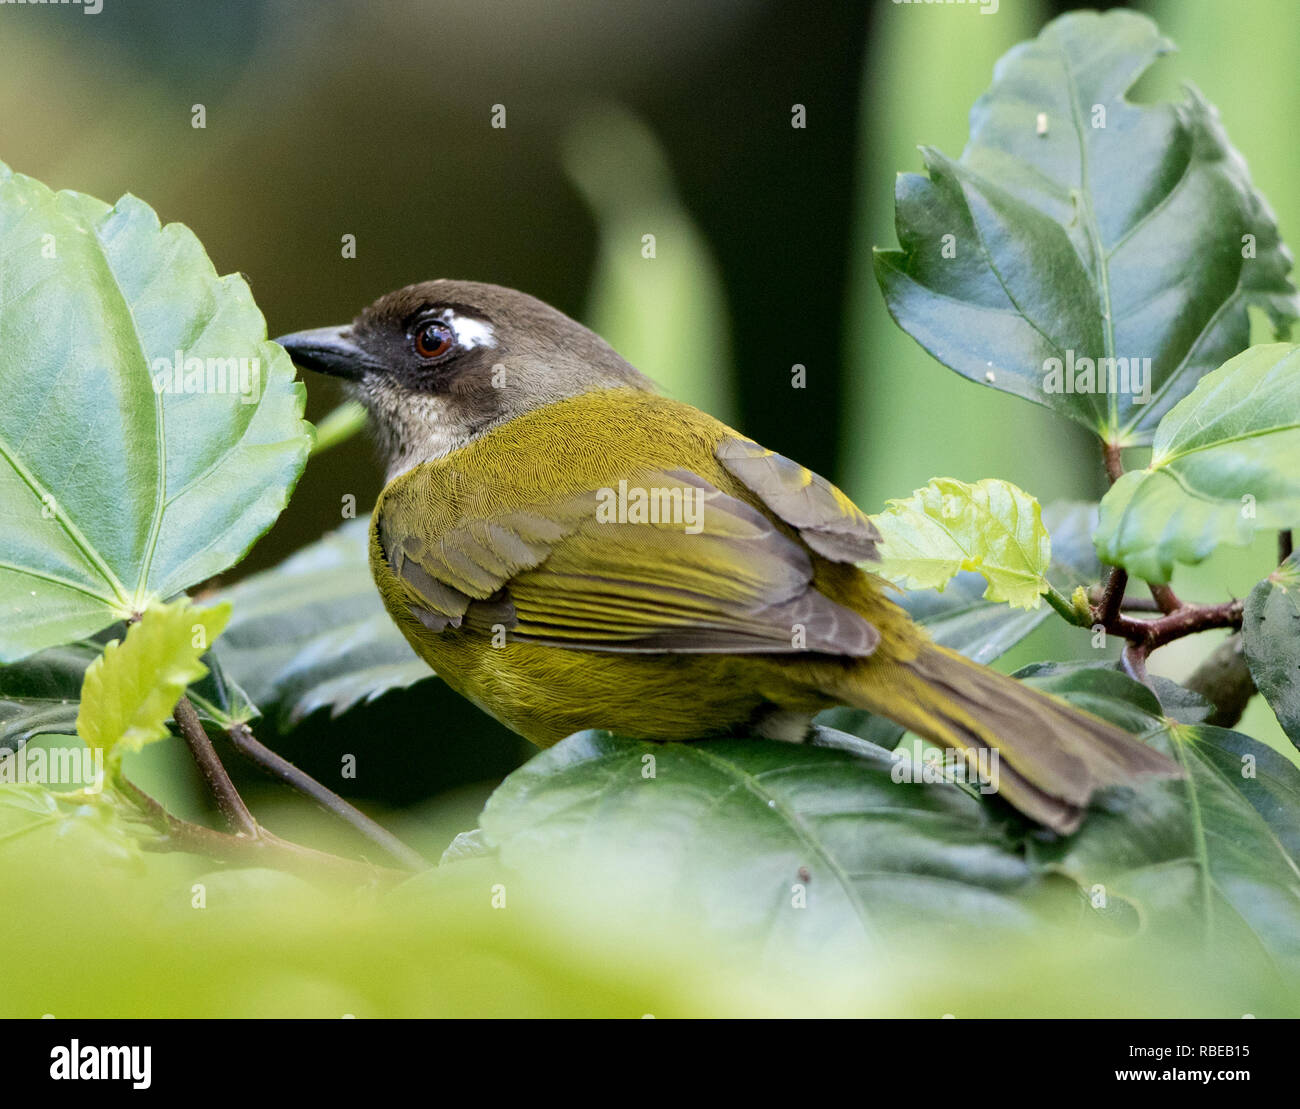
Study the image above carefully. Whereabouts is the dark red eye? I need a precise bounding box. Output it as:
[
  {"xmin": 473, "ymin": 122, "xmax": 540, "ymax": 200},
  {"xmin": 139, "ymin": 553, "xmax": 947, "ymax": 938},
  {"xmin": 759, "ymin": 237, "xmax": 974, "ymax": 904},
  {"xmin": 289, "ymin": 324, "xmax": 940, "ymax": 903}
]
[{"xmin": 414, "ymin": 321, "xmax": 455, "ymax": 359}]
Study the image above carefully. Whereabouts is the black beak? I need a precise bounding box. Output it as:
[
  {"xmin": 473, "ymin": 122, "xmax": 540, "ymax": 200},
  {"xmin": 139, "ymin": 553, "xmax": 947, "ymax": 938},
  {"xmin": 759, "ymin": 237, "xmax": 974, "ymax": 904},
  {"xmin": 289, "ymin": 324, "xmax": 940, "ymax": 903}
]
[{"xmin": 275, "ymin": 326, "xmax": 369, "ymax": 381}]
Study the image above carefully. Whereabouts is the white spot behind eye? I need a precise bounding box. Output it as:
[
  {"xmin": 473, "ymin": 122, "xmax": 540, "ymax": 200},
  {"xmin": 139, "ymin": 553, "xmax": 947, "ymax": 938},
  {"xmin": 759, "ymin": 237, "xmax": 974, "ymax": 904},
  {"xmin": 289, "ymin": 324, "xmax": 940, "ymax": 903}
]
[{"xmin": 440, "ymin": 310, "xmax": 496, "ymax": 350}]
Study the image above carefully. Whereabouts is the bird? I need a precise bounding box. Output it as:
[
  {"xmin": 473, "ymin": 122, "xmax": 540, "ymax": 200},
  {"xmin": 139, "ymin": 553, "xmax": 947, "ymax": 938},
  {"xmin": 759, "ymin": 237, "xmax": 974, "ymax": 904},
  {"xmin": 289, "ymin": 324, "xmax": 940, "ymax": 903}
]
[{"xmin": 277, "ymin": 279, "xmax": 1179, "ymax": 833}]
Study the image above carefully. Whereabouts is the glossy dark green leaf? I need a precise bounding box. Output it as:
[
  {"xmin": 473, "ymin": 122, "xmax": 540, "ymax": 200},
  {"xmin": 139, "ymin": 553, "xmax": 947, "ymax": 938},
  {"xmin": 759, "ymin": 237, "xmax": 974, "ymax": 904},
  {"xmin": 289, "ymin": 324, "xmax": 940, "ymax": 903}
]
[
  {"xmin": 1034, "ymin": 719, "xmax": 1300, "ymax": 973},
  {"xmin": 475, "ymin": 726, "xmax": 1051, "ymax": 959},
  {"xmin": 212, "ymin": 520, "xmax": 430, "ymax": 727},
  {"xmin": 0, "ymin": 642, "xmax": 98, "ymax": 755},
  {"xmin": 1243, "ymin": 553, "xmax": 1300, "ymax": 749},
  {"xmin": 874, "ymin": 10, "xmax": 1297, "ymax": 443},
  {"xmin": 0, "ymin": 164, "xmax": 312, "ymax": 662}
]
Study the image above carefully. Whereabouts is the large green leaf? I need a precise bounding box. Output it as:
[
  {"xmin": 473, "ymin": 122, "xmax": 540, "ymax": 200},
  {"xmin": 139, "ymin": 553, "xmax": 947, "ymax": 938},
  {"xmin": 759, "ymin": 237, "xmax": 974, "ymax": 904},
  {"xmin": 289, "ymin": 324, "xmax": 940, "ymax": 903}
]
[
  {"xmin": 473, "ymin": 726, "xmax": 1056, "ymax": 960},
  {"xmin": 1094, "ymin": 343, "xmax": 1300, "ymax": 581},
  {"xmin": 1024, "ymin": 667, "xmax": 1300, "ymax": 972},
  {"xmin": 212, "ymin": 519, "xmax": 430, "ymax": 727},
  {"xmin": 1243, "ymin": 553, "xmax": 1300, "ymax": 750},
  {"xmin": 874, "ymin": 10, "xmax": 1297, "ymax": 444},
  {"xmin": 870, "ymin": 477, "xmax": 1051, "ymax": 609},
  {"xmin": 0, "ymin": 163, "xmax": 312, "ymax": 662}
]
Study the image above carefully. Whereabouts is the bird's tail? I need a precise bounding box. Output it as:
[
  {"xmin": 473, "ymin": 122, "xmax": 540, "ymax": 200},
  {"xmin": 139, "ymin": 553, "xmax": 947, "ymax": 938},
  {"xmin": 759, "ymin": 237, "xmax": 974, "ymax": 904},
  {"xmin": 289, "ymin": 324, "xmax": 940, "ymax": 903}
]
[{"xmin": 836, "ymin": 644, "xmax": 1181, "ymax": 833}]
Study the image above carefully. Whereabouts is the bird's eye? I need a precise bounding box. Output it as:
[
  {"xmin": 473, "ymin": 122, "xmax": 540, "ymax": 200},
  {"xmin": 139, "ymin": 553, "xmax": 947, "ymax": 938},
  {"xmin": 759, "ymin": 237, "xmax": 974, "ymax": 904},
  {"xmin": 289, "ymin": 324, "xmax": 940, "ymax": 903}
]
[{"xmin": 414, "ymin": 320, "xmax": 455, "ymax": 359}]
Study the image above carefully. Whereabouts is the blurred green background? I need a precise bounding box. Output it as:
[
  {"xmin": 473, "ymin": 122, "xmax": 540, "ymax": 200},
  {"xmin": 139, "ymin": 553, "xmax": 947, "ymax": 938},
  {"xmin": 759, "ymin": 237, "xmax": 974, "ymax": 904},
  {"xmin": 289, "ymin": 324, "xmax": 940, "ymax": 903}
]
[{"xmin": 3, "ymin": 0, "xmax": 1295, "ymax": 821}]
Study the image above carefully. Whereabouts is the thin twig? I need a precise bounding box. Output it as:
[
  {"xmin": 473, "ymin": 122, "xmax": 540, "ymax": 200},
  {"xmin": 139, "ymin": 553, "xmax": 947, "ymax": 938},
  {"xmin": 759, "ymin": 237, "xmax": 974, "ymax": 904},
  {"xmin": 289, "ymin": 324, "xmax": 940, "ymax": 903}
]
[
  {"xmin": 227, "ymin": 723, "xmax": 426, "ymax": 871},
  {"xmin": 173, "ymin": 697, "xmax": 257, "ymax": 837},
  {"xmin": 1147, "ymin": 582, "xmax": 1181, "ymax": 615},
  {"xmin": 116, "ymin": 777, "xmax": 403, "ymax": 886}
]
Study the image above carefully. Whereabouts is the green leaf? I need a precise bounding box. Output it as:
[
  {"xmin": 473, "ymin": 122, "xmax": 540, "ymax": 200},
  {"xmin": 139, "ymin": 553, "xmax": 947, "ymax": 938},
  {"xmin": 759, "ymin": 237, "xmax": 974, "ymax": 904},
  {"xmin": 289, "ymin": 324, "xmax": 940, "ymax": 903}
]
[
  {"xmin": 0, "ymin": 163, "xmax": 312, "ymax": 662},
  {"xmin": 0, "ymin": 783, "xmax": 147, "ymax": 865},
  {"xmin": 1033, "ymin": 716, "xmax": 1300, "ymax": 973},
  {"xmin": 76, "ymin": 600, "xmax": 230, "ymax": 765},
  {"xmin": 476, "ymin": 727, "xmax": 1049, "ymax": 959},
  {"xmin": 1094, "ymin": 343, "xmax": 1300, "ymax": 581},
  {"xmin": 873, "ymin": 10, "xmax": 1298, "ymax": 443},
  {"xmin": 185, "ymin": 648, "xmax": 260, "ymax": 729},
  {"xmin": 870, "ymin": 477, "xmax": 1050, "ymax": 609},
  {"xmin": 0, "ymin": 641, "xmax": 98, "ymax": 755},
  {"xmin": 1243, "ymin": 554, "xmax": 1300, "ymax": 750},
  {"xmin": 212, "ymin": 520, "xmax": 430, "ymax": 727}
]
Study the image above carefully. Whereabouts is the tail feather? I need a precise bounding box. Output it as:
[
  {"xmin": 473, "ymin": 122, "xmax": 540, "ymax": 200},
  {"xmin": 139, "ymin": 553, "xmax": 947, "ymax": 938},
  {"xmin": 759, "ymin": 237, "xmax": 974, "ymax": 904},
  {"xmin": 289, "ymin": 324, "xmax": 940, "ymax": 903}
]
[{"xmin": 841, "ymin": 645, "xmax": 1182, "ymax": 834}]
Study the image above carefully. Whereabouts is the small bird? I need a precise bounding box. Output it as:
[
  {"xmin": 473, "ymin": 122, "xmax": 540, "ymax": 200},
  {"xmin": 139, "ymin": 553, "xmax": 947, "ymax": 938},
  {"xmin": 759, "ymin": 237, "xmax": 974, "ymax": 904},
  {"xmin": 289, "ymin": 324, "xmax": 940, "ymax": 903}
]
[{"xmin": 278, "ymin": 280, "xmax": 1178, "ymax": 833}]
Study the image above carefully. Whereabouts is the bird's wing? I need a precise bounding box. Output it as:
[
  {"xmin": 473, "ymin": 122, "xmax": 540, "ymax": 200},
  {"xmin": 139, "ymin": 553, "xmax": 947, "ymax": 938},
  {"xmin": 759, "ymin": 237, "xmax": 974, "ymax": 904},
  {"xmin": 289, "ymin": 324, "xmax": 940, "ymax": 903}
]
[
  {"xmin": 715, "ymin": 437, "xmax": 880, "ymax": 563},
  {"xmin": 377, "ymin": 468, "xmax": 879, "ymax": 656}
]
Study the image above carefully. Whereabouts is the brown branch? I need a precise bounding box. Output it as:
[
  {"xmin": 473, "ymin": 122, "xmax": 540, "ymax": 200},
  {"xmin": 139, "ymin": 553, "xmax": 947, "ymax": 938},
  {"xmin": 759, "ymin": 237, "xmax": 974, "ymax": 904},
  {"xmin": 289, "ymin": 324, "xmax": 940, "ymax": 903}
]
[
  {"xmin": 1096, "ymin": 567, "xmax": 1129, "ymax": 626},
  {"xmin": 173, "ymin": 696, "xmax": 257, "ymax": 837},
  {"xmin": 226, "ymin": 722, "xmax": 426, "ymax": 871},
  {"xmin": 1102, "ymin": 440, "xmax": 1125, "ymax": 484},
  {"xmin": 117, "ymin": 777, "xmax": 404, "ymax": 886},
  {"xmin": 1282, "ymin": 530, "xmax": 1294, "ymax": 564}
]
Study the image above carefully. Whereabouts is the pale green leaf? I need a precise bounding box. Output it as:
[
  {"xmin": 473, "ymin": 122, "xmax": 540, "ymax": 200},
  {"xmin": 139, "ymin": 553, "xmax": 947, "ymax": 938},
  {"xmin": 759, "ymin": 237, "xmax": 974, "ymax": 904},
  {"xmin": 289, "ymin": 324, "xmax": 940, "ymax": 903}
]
[
  {"xmin": 76, "ymin": 600, "xmax": 231, "ymax": 764},
  {"xmin": 870, "ymin": 477, "xmax": 1050, "ymax": 609},
  {"xmin": 1094, "ymin": 343, "xmax": 1300, "ymax": 582}
]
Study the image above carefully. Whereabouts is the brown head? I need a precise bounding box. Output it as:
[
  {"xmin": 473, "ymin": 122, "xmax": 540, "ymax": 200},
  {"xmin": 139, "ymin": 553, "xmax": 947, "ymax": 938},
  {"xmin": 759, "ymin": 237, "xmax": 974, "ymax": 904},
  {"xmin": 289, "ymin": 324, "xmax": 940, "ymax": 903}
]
[{"xmin": 277, "ymin": 279, "xmax": 654, "ymax": 479}]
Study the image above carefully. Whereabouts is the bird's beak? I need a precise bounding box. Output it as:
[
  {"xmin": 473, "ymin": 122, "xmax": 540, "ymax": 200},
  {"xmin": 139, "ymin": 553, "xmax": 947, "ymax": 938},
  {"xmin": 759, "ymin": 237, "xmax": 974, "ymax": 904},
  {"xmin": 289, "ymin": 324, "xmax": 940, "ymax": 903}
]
[{"xmin": 275, "ymin": 326, "xmax": 369, "ymax": 381}]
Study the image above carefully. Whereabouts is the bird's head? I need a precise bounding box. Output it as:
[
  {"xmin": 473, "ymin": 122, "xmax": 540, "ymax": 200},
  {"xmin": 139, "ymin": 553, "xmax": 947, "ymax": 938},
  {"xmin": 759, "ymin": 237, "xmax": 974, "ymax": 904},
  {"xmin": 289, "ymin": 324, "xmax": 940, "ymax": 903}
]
[{"xmin": 277, "ymin": 279, "xmax": 652, "ymax": 479}]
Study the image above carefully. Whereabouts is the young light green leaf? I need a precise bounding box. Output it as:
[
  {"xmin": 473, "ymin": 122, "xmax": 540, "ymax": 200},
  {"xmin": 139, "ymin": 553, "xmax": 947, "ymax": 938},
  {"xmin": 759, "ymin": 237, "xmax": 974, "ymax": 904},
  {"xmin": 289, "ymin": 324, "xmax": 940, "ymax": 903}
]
[
  {"xmin": 0, "ymin": 163, "xmax": 312, "ymax": 662},
  {"xmin": 1094, "ymin": 344, "xmax": 1300, "ymax": 582},
  {"xmin": 870, "ymin": 477, "xmax": 1050, "ymax": 609},
  {"xmin": 1243, "ymin": 554, "xmax": 1300, "ymax": 751},
  {"xmin": 874, "ymin": 10, "xmax": 1298, "ymax": 444},
  {"xmin": 76, "ymin": 600, "xmax": 231, "ymax": 765}
]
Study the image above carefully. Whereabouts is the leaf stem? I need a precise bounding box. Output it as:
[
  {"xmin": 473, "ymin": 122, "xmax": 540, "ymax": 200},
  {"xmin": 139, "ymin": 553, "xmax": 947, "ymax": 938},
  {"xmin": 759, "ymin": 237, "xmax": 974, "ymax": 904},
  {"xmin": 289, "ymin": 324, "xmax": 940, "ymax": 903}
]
[{"xmin": 1044, "ymin": 585, "xmax": 1087, "ymax": 625}]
